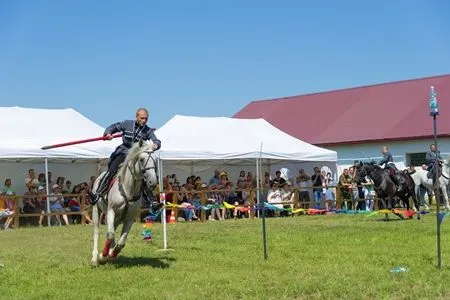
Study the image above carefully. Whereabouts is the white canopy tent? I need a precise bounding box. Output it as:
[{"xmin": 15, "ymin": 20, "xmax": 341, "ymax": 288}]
[
  {"xmin": 0, "ymin": 106, "xmax": 120, "ymax": 161},
  {"xmin": 0, "ymin": 106, "xmax": 121, "ymax": 226},
  {"xmin": 154, "ymin": 115, "xmax": 338, "ymax": 248},
  {"xmin": 156, "ymin": 115, "xmax": 338, "ymax": 183}
]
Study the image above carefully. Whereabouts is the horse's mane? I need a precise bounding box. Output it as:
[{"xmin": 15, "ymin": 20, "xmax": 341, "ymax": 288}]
[
  {"xmin": 118, "ymin": 140, "xmax": 154, "ymax": 180},
  {"xmin": 372, "ymin": 164, "xmax": 382, "ymax": 170}
]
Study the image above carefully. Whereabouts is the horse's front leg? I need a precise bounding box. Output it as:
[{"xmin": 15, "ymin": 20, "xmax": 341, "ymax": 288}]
[
  {"xmin": 91, "ymin": 204, "xmax": 100, "ymax": 266},
  {"xmin": 110, "ymin": 218, "xmax": 134, "ymax": 259},
  {"xmin": 111, "ymin": 204, "xmax": 139, "ymax": 259},
  {"xmin": 387, "ymin": 195, "xmax": 393, "ymax": 210},
  {"xmin": 99, "ymin": 206, "xmax": 116, "ymax": 264}
]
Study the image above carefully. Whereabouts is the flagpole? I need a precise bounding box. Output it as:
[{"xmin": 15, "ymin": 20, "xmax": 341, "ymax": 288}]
[
  {"xmin": 429, "ymin": 85, "xmax": 442, "ymax": 269},
  {"xmin": 258, "ymin": 142, "xmax": 268, "ymax": 260}
]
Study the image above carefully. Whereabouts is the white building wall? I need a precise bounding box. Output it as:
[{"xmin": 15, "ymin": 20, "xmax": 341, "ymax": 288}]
[{"xmin": 325, "ymin": 137, "xmax": 450, "ymax": 173}]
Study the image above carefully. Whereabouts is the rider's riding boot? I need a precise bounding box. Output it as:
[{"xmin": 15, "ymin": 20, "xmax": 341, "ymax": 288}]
[
  {"xmin": 392, "ymin": 175, "xmax": 402, "ymax": 192},
  {"xmin": 90, "ymin": 171, "xmax": 110, "ymax": 205}
]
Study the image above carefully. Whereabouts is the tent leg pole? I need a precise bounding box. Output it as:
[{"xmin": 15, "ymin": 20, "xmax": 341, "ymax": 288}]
[{"xmin": 44, "ymin": 158, "xmax": 51, "ymax": 227}]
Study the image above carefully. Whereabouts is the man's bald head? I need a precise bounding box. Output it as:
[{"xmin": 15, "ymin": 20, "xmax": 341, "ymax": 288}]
[{"xmin": 135, "ymin": 108, "xmax": 149, "ymax": 126}]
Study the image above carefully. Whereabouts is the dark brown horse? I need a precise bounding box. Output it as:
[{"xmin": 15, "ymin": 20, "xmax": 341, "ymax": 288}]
[{"xmin": 353, "ymin": 161, "xmax": 420, "ymax": 220}]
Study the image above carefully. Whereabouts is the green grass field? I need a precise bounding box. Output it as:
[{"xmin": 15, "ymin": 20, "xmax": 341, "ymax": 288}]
[{"xmin": 2, "ymin": 214, "xmax": 450, "ymax": 299}]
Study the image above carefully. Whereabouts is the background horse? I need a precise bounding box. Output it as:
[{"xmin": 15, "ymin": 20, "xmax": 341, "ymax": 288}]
[
  {"xmin": 410, "ymin": 160, "xmax": 450, "ymax": 211},
  {"xmin": 354, "ymin": 161, "xmax": 420, "ymax": 219},
  {"xmin": 88, "ymin": 139, "xmax": 159, "ymax": 266},
  {"xmin": 354, "ymin": 161, "xmax": 395, "ymax": 209},
  {"xmin": 392, "ymin": 169, "xmax": 421, "ymax": 219}
]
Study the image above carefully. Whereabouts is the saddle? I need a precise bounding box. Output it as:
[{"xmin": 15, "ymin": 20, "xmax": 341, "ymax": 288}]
[
  {"xmin": 384, "ymin": 167, "xmax": 397, "ymax": 176},
  {"xmin": 403, "ymin": 169, "xmax": 416, "ymax": 175},
  {"xmin": 96, "ymin": 166, "xmax": 151, "ymax": 204},
  {"xmin": 96, "ymin": 168, "xmax": 121, "ymax": 198}
]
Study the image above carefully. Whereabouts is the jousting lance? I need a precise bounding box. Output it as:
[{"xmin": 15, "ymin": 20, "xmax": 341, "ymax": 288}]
[{"xmin": 40, "ymin": 133, "xmax": 123, "ymax": 150}]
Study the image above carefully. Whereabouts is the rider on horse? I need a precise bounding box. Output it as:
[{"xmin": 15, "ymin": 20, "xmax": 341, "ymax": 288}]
[
  {"xmin": 426, "ymin": 143, "xmax": 443, "ymax": 179},
  {"xmin": 378, "ymin": 146, "xmax": 403, "ymax": 192},
  {"xmin": 90, "ymin": 108, "xmax": 161, "ymax": 205}
]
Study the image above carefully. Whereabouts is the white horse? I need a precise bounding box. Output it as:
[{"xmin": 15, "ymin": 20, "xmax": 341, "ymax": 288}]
[
  {"xmin": 89, "ymin": 139, "xmax": 159, "ymax": 266},
  {"xmin": 410, "ymin": 160, "xmax": 450, "ymax": 210}
]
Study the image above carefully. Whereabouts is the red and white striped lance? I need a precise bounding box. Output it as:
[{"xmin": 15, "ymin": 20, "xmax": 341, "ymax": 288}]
[{"xmin": 40, "ymin": 133, "xmax": 123, "ymax": 150}]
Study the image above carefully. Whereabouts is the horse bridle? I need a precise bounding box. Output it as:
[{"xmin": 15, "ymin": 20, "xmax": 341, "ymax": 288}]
[
  {"xmin": 141, "ymin": 150, "xmax": 158, "ymax": 179},
  {"xmin": 126, "ymin": 150, "xmax": 158, "ymax": 183}
]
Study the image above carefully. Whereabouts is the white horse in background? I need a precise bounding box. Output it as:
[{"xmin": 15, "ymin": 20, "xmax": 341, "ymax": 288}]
[
  {"xmin": 410, "ymin": 159, "xmax": 450, "ymax": 211},
  {"xmin": 89, "ymin": 139, "xmax": 159, "ymax": 266}
]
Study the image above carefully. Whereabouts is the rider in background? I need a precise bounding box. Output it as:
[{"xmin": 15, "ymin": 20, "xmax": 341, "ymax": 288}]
[
  {"xmin": 378, "ymin": 146, "xmax": 402, "ymax": 192},
  {"xmin": 90, "ymin": 108, "xmax": 161, "ymax": 205},
  {"xmin": 426, "ymin": 143, "xmax": 443, "ymax": 178}
]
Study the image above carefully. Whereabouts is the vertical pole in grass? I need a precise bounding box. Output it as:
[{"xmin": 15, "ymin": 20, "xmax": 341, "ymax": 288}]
[
  {"xmin": 158, "ymin": 155, "xmax": 168, "ymax": 250},
  {"xmin": 257, "ymin": 142, "xmax": 268, "ymax": 260},
  {"xmin": 429, "ymin": 85, "xmax": 442, "ymax": 269}
]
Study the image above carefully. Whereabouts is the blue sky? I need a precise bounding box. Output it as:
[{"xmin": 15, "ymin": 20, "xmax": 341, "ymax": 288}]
[{"xmin": 1, "ymin": 0, "xmax": 450, "ymax": 129}]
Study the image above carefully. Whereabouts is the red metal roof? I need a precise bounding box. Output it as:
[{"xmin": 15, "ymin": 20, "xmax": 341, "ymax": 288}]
[{"xmin": 233, "ymin": 74, "xmax": 450, "ymax": 146}]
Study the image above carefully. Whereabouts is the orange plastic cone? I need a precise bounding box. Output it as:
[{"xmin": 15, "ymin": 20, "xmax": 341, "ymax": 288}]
[{"xmin": 168, "ymin": 210, "xmax": 176, "ymax": 224}]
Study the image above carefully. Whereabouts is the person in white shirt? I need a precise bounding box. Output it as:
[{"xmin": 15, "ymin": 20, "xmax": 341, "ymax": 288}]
[
  {"xmin": 267, "ymin": 182, "xmax": 282, "ymax": 217},
  {"xmin": 280, "ymin": 182, "xmax": 294, "ymax": 216},
  {"xmin": 48, "ymin": 184, "xmax": 70, "ymax": 226}
]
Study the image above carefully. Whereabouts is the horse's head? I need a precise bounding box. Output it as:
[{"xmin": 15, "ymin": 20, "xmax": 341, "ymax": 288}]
[
  {"xmin": 137, "ymin": 139, "xmax": 159, "ymax": 187},
  {"xmin": 353, "ymin": 160, "xmax": 378, "ymax": 182},
  {"xmin": 121, "ymin": 139, "xmax": 159, "ymax": 188},
  {"xmin": 353, "ymin": 160, "xmax": 367, "ymax": 182}
]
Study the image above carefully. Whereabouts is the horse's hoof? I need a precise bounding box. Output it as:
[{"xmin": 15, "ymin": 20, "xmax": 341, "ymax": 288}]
[
  {"xmin": 98, "ymin": 254, "xmax": 108, "ymax": 265},
  {"xmin": 91, "ymin": 259, "xmax": 99, "ymax": 267},
  {"xmin": 109, "ymin": 255, "xmax": 118, "ymax": 262}
]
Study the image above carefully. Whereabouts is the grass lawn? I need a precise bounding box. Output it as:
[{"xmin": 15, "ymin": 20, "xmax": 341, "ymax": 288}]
[{"xmin": 1, "ymin": 213, "xmax": 450, "ymax": 299}]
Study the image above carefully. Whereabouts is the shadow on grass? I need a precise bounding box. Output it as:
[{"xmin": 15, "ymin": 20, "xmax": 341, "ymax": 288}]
[
  {"xmin": 112, "ymin": 255, "xmax": 176, "ymax": 269},
  {"xmin": 372, "ymin": 217, "xmax": 406, "ymax": 222}
]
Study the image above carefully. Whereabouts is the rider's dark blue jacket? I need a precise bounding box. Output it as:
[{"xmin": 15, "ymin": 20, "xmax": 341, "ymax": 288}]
[
  {"xmin": 378, "ymin": 151, "xmax": 394, "ymax": 167},
  {"xmin": 426, "ymin": 150, "xmax": 442, "ymax": 166},
  {"xmin": 104, "ymin": 120, "xmax": 161, "ymax": 155}
]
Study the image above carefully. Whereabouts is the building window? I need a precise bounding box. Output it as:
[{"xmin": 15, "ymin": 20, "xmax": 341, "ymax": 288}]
[{"xmin": 407, "ymin": 152, "xmax": 427, "ymax": 166}]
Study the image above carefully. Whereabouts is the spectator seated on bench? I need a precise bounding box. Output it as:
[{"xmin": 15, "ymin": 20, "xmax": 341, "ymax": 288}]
[{"xmin": 48, "ymin": 184, "xmax": 70, "ymax": 226}]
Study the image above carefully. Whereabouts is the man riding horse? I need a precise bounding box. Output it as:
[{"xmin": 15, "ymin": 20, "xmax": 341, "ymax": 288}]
[
  {"xmin": 90, "ymin": 108, "xmax": 161, "ymax": 205},
  {"xmin": 426, "ymin": 143, "xmax": 443, "ymax": 179},
  {"xmin": 378, "ymin": 146, "xmax": 403, "ymax": 193}
]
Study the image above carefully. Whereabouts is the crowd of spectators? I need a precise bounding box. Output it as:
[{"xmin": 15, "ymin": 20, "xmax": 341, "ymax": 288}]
[
  {"xmin": 0, "ymin": 168, "xmax": 96, "ymax": 229},
  {"xmin": 1, "ymin": 165, "xmax": 384, "ymax": 228},
  {"xmin": 154, "ymin": 167, "xmax": 343, "ymax": 222}
]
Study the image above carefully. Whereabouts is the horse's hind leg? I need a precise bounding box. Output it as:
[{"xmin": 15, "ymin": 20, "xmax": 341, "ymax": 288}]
[
  {"xmin": 441, "ymin": 183, "xmax": 450, "ymax": 210},
  {"xmin": 403, "ymin": 195, "xmax": 415, "ymax": 219},
  {"xmin": 99, "ymin": 206, "xmax": 115, "ymax": 264},
  {"xmin": 410, "ymin": 191, "xmax": 421, "ymax": 220},
  {"xmin": 91, "ymin": 204, "xmax": 100, "ymax": 266}
]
